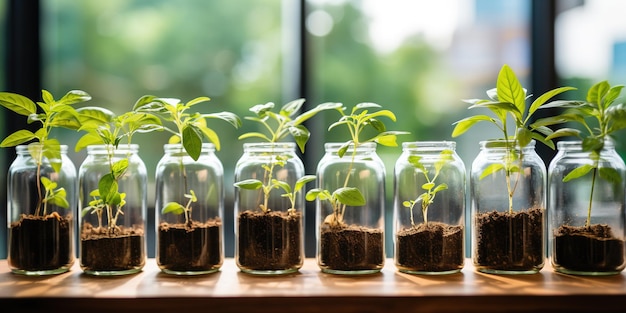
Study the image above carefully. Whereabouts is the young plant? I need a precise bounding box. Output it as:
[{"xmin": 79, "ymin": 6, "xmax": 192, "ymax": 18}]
[
  {"xmin": 306, "ymin": 102, "xmax": 408, "ymax": 226},
  {"xmin": 133, "ymin": 96, "xmax": 241, "ymax": 226},
  {"xmin": 535, "ymin": 81, "xmax": 626, "ymax": 227},
  {"xmin": 275, "ymin": 175, "xmax": 317, "ymax": 216},
  {"xmin": 451, "ymin": 64, "xmax": 576, "ymax": 213},
  {"xmin": 77, "ymin": 96, "xmax": 162, "ymax": 233},
  {"xmin": 402, "ymin": 149, "xmax": 454, "ymax": 226},
  {"xmin": 234, "ymin": 99, "xmax": 341, "ymax": 213},
  {"xmin": 0, "ymin": 89, "xmax": 91, "ymax": 216}
]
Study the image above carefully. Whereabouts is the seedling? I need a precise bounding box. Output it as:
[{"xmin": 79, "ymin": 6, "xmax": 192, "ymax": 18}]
[
  {"xmin": 0, "ymin": 89, "xmax": 91, "ymax": 216},
  {"xmin": 535, "ymin": 81, "xmax": 626, "ymax": 227},
  {"xmin": 234, "ymin": 99, "xmax": 341, "ymax": 213},
  {"xmin": 306, "ymin": 102, "xmax": 408, "ymax": 226},
  {"xmin": 451, "ymin": 64, "xmax": 575, "ymax": 213},
  {"xmin": 402, "ymin": 149, "xmax": 454, "ymax": 226},
  {"xmin": 134, "ymin": 96, "xmax": 241, "ymax": 226},
  {"xmin": 77, "ymin": 96, "xmax": 162, "ymax": 233}
]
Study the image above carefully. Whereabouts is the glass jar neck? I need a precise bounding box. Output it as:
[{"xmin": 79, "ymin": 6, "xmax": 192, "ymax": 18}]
[
  {"xmin": 86, "ymin": 144, "xmax": 139, "ymax": 156},
  {"xmin": 163, "ymin": 143, "xmax": 215, "ymax": 156},
  {"xmin": 556, "ymin": 140, "xmax": 615, "ymax": 153},
  {"xmin": 324, "ymin": 142, "xmax": 377, "ymax": 156},
  {"xmin": 242, "ymin": 142, "xmax": 297, "ymax": 154},
  {"xmin": 16, "ymin": 143, "xmax": 68, "ymax": 156},
  {"xmin": 402, "ymin": 141, "xmax": 456, "ymax": 153},
  {"xmin": 479, "ymin": 139, "xmax": 536, "ymax": 153}
]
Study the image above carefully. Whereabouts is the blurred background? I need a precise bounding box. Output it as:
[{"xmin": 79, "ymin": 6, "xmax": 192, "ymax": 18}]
[{"xmin": 2, "ymin": 0, "xmax": 626, "ymax": 259}]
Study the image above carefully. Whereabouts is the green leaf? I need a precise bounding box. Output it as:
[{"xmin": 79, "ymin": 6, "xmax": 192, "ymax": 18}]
[
  {"xmin": 355, "ymin": 102, "xmax": 381, "ymax": 110},
  {"xmin": 333, "ymin": 187, "xmax": 366, "ymax": 206},
  {"xmin": 337, "ymin": 141, "xmax": 352, "ymax": 158},
  {"xmin": 603, "ymin": 85, "xmax": 624, "ymax": 109},
  {"xmin": 306, "ymin": 188, "xmax": 330, "ymax": 201},
  {"xmin": 563, "ymin": 164, "xmax": 595, "ymax": 182},
  {"xmin": 544, "ymin": 128, "xmax": 581, "ymax": 141},
  {"xmin": 186, "ymin": 96, "xmax": 211, "ymax": 107},
  {"xmin": 234, "ymin": 179, "xmax": 263, "ymax": 190},
  {"xmin": 599, "ymin": 167, "xmax": 623, "ymax": 184},
  {"xmin": 451, "ymin": 115, "xmax": 495, "ymax": 137},
  {"xmin": 162, "ymin": 202, "xmax": 186, "ymax": 215},
  {"xmin": 408, "ymin": 155, "xmax": 426, "ymax": 172},
  {"xmin": 59, "ymin": 90, "xmax": 92, "ymax": 105},
  {"xmin": 280, "ymin": 98, "xmax": 305, "ymax": 117},
  {"xmin": 75, "ymin": 132, "xmax": 104, "ymax": 152},
  {"xmin": 49, "ymin": 193, "xmax": 70, "ymax": 209},
  {"xmin": 289, "ymin": 124, "xmax": 310, "ymax": 153},
  {"xmin": 238, "ymin": 132, "xmax": 271, "ymax": 142},
  {"xmin": 0, "ymin": 130, "xmax": 36, "ymax": 147},
  {"xmin": 98, "ymin": 173, "xmax": 118, "ymax": 204},
  {"xmin": 433, "ymin": 183, "xmax": 448, "ymax": 193},
  {"xmin": 517, "ymin": 127, "xmax": 532, "ymax": 148},
  {"xmin": 582, "ymin": 137, "xmax": 604, "ymax": 152},
  {"xmin": 587, "ymin": 81, "xmax": 609, "ymax": 106},
  {"xmin": 529, "ymin": 86, "xmax": 577, "ymax": 114},
  {"xmin": 530, "ymin": 132, "xmax": 555, "ymax": 150},
  {"xmin": 77, "ymin": 106, "xmax": 115, "ymax": 128},
  {"xmin": 111, "ymin": 159, "xmax": 129, "ymax": 178},
  {"xmin": 480, "ymin": 163, "xmax": 505, "ymax": 180},
  {"xmin": 182, "ymin": 124, "xmax": 203, "ymax": 161},
  {"xmin": 365, "ymin": 109, "xmax": 397, "ymax": 122},
  {"xmin": 422, "ymin": 182, "xmax": 435, "ymax": 190},
  {"xmin": 0, "ymin": 92, "xmax": 37, "ymax": 116},
  {"xmin": 198, "ymin": 125, "xmax": 220, "ymax": 151},
  {"xmin": 295, "ymin": 175, "xmax": 316, "ymax": 192},
  {"xmin": 203, "ymin": 111, "xmax": 242, "ymax": 129},
  {"xmin": 272, "ymin": 179, "xmax": 291, "ymax": 193},
  {"xmin": 40, "ymin": 176, "xmax": 56, "ymax": 190},
  {"xmin": 249, "ymin": 102, "xmax": 275, "ymax": 117},
  {"xmin": 496, "ymin": 64, "xmax": 526, "ymax": 116}
]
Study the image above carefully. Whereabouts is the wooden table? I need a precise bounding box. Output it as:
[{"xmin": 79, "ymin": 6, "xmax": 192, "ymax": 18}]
[{"xmin": 0, "ymin": 259, "xmax": 625, "ymax": 313}]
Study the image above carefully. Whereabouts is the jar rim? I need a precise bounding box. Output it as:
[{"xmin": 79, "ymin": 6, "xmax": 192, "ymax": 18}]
[
  {"xmin": 556, "ymin": 139, "xmax": 615, "ymax": 150},
  {"xmin": 163, "ymin": 143, "xmax": 215, "ymax": 153},
  {"xmin": 15, "ymin": 143, "xmax": 68, "ymax": 154},
  {"xmin": 402, "ymin": 141, "xmax": 456, "ymax": 150},
  {"xmin": 242, "ymin": 142, "xmax": 297, "ymax": 152},
  {"xmin": 86, "ymin": 144, "xmax": 139, "ymax": 153},
  {"xmin": 324, "ymin": 141, "xmax": 377, "ymax": 151},
  {"xmin": 479, "ymin": 139, "xmax": 536, "ymax": 149}
]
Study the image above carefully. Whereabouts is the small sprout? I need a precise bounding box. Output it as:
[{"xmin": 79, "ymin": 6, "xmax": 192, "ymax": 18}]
[
  {"xmin": 236, "ymin": 99, "xmax": 340, "ymax": 213},
  {"xmin": 402, "ymin": 150, "xmax": 453, "ymax": 227}
]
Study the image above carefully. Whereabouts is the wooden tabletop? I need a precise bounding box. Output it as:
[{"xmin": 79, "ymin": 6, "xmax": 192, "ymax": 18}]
[{"xmin": 0, "ymin": 258, "xmax": 625, "ymax": 313}]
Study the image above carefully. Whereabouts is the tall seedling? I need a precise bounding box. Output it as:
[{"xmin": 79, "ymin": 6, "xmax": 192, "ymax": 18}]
[
  {"xmin": 0, "ymin": 90, "xmax": 91, "ymax": 216},
  {"xmin": 306, "ymin": 102, "xmax": 408, "ymax": 225},
  {"xmin": 452, "ymin": 64, "xmax": 575, "ymax": 212},
  {"xmin": 535, "ymin": 81, "xmax": 626, "ymax": 227},
  {"xmin": 134, "ymin": 96, "xmax": 241, "ymax": 227}
]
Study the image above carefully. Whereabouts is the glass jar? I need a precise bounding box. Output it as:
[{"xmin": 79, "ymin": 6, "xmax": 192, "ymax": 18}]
[
  {"xmin": 393, "ymin": 141, "xmax": 466, "ymax": 275},
  {"xmin": 470, "ymin": 140, "xmax": 546, "ymax": 274},
  {"xmin": 7, "ymin": 144, "xmax": 76, "ymax": 275},
  {"xmin": 156, "ymin": 143, "xmax": 224, "ymax": 275},
  {"xmin": 315, "ymin": 142, "xmax": 386, "ymax": 274},
  {"xmin": 78, "ymin": 144, "xmax": 147, "ymax": 276},
  {"xmin": 548, "ymin": 140, "xmax": 625, "ymax": 275},
  {"xmin": 234, "ymin": 142, "xmax": 305, "ymax": 275}
]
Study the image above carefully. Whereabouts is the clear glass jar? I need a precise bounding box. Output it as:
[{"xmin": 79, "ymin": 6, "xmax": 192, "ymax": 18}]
[
  {"xmin": 470, "ymin": 140, "xmax": 546, "ymax": 274},
  {"xmin": 315, "ymin": 142, "xmax": 386, "ymax": 275},
  {"xmin": 548, "ymin": 140, "xmax": 626, "ymax": 275},
  {"xmin": 234, "ymin": 142, "xmax": 305, "ymax": 275},
  {"xmin": 78, "ymin": 144, "xmax": 147, "ymax": 276},
  {"xmin": 156, "ymin": 143, "xmax": 224, "ymax": 275},
  {"xmin": 393, "ymin": 141, "xmax": 466, "ymax": 275},
  {"xmin": 7, "ymin": 144, "xmax": 76, "ymax": 275}
]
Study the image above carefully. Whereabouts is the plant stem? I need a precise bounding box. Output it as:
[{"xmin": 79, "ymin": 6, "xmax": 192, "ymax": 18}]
[{"xmin": 586, "ymin": 166, "xmax": 598, "ymax": 228}]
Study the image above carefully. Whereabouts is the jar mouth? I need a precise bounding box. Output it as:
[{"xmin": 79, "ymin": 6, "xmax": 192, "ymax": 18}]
[
  {"xmin": 556, "ymin": 139, "xmax": 615, "ymax": 150},
  {"xmin": 242, "ymin": 142, "xmax": 297, "ymax": 152},
  {"xmin": 86, "ymin": 144, "xmax": 139, "ymax": 154},
  {"xmin": 324, "ymin": 141, "xmax": 377, "ymax": 152},
  {"xmin": 479, "ymin": 139, "xmax": 536, "ymax": 149},
  {"xmin": 402, "ymin": 141, "xmax": 456, "ymax": 151},
  {"xmin": 16, "ymin": 143, "xmax": 69, "ymax": 153},
  {"xmin": 163, "ymin": 143, "xmax": 215, "ymax": 153}
]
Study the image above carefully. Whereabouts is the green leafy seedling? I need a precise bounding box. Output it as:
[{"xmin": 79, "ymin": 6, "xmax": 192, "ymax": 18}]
[
  {"xmin": 134, "ymin": 96, "xmax": 241, "ymax": 227},
  {"xmin": 402, "ymin": 150, "xmax": 454, "ymax": 226},
  {"xmin": 451, "ymin": 64, "xmax": 576, "ymax": 213},
  {"xmin": 235, "ymin": 99, "xmax": 341, "ymax": 213},
  {"xmin": 0, "ymin": 89, "xmax": 91, "ymax": 216},
  {"xmin": 306, "ymin": 102, "xmax": 408, "ymax": 226},
  {"xmin": 78, "ymin": 96, "xmax": 162, "ymax": 233},
  {"xmin": 534, "ymin": 81, "xmax": 626, "ymax": 227}
]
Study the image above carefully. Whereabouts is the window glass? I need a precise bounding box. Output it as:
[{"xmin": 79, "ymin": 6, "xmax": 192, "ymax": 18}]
[
  {"xmin": 42, "ymin": 0, "xmax": 285, "ymax": 257},
  {"xmin": 306, "ymin": 0, "xmax": 532, "ymax": 255},
  {"xmin": 556, "ymin": 0, "xmax": 626, "ymax": 155}
]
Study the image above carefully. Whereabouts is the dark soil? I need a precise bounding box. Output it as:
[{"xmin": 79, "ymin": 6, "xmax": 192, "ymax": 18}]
[
  {"xmin": 9, "ymin": 213, "xmax": 73, "ymax": 272},
  {"xmin": 320, "ymin": 223, "xmax": 384, "ymax": 271},
  {"xmin": 237, "ymin": 210, "xmax": 302, "ymax": 271},
  {"xmin": 158, "ymin": 219, "xmax": 222, "ymax": 273},
  {"xmin": 554, "ymin": 224, "xmax": 625, "ymax": 272},
  {"xmin": 475, "ymin": 207, "xmax": 544, "ymax": 271},
  {"xmin": 396, "ymin": 222, "xmax": 464, "ymax": 273},
  {"xmin": 80, "ymin": 223, "xmax": 145, "ymax": 272}
]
